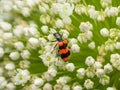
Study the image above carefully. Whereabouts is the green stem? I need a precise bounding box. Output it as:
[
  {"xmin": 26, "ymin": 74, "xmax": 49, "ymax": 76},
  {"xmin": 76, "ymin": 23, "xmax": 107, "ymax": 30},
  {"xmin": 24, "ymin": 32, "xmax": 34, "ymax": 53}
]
[{"xmin": 82, "ymin": 0, "xmax": 87, "ymax": 6}]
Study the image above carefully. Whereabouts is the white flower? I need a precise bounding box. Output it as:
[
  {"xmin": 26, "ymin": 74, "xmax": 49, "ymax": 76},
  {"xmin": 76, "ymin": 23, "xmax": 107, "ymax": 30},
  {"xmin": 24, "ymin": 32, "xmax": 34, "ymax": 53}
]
[
  {"xmin": 54, "ymin": 84, "xmax": 62, "ymax": 90},
  {"xmin": 43, "ymin": 83, "xmax": 52, "ymax": 90},
  {"xmin": 118, "ymin": 5, "xmax": 120, "ymax": 11},
  {"xmin": 21, "ymin": 50, "xmax": 31, "ymax": 60},
  {"xmin": 59, "ymin": 3, "xmax": 74, "ymax": 18},
  {"xmin": 109, "ymin": 28, "xmax": 120, "ymax": 39},
  {"xmin": 9, "ymin": 51, "xmax": 20, "ymax": 60},
  {"xmin": 19, "ymin": 60, "xmax": 30, "ymax": 69},
  {"xmin": 26, "ymin": 0, "xmax": 36, "ymax": 7},
  {"xmin": 84, "ymin": 79, "xmax": 94, "ymax": 89},
  {"xmin": 39, "ymin": 38, "xmax": 47, "ymax": 46},
  {"xmin": 21, "ymin": 7, "xmax": 30, "ymax": 17},
  {"xmin": 73, "ymin": 85, "xmax": 83, "ymax": 90},
  {"xmin": 40, "ymin": 14, "xmax": 50, "ymax": 24},
  {"xmin": 3, "ymin": 32, "xmax": 13, "ymax": 40},
  {"xmin": 29, "ymin": 21, "xmax": 37, "ymax": 28},
  {"xmin": 77, "ymin": 33, "xmax": 87, "ymax": 43},
  {"xmin": 39, "ymin": 3, "xmax": 49, "ymax": 14},
  {"xmin": 43, "ymin": 68, "xmax": 57, "ymax": 81},
  {"xmin": 5, "ymin": 62, "xmax": 15, "ymax": 70},
  {"xmin": 99, "ymin": 75, "xmax": 110, "ymax": 85},
  {"xmin": 62, "ymin": 85, "xmax": 70, "ymax": 90},
  {"xmin": 110, "ymin": 53, "xmax": 120, "ymax": 70},
  {"xmin": 0, "ymin": 21, "xmax": 12, "ymax": 31},
  {"xmin": 0, "ymin": 47, "xmax": 4, "ymax": 57},
  {"xmin": 97, "ymin": 56, "xmax": 105, "ymax": 63},
  {"xmin": 100, "ymin": 0, "xmax": 112, "ymax": 8},
  {"xmin": 79, "ymin": 21, "xmax": 93, "ymax": 32},
  {"xmin": 55, "ymin": 19, "xmax": 64, "ymax": 28},
  {"xmin": 76, "ymin": 68, "xmax": 85, "ymax": 79},
  {"xmin": 65, "ymin": 63, "xmax": 75, "ymax": 72},
  {"xmin": 28, "ymin": 27, "xmax": 39, "ymax": 37},
  {"xmin": 44, "ymin": 44, "xmax": 53, "ymax": 53},
  {"xmin": 28, "ymin": 84, "xmax": 40, "ymax": 90},
  {"xmin": 97, "ymin": 11, "xmax": 106, "ymax": 21},
  {"xmin": 41, "ymin": 25, "xmax": 49, "ymax": 34},
  {"xmin": 28, "ymin": 37, "xmax": 39, "ymax": 49},
  {"xmin": 62, "ymin": 16, "xmax": 72, "ymax": 25},
  {"xmin": 85, "ymin": 56, "xmax": 95, "ymax": 66},
  {"xmin": 54, "ymin": 59, "xmax": 65, "ymax": 68},
  {"xmin": 75, "ymin": 4, "xmax": 86, "ymax": 15},
  {"xmin": 43, "ymin": 0, "xmax": 51, "ymax": 3},
  {"xmin": 40, "ymin": 52, "xmax": 55, "ymax": 66},
  {"xmin": 0, "ymin": 76, "xmax": 7, "ymax": 89},
  {"xmin": 93, "ymin": 61, "xmax": 102, "ymax": 69},
  {"xmin": 22, "ymin": 27, "xmax": 30, "ymax": 37},
  {"xmin": 67, "ymin": 0, "xmax": 80, "ymax": 3},
  {"xmin": 104, "ymin": 63, "xmax": 113, "ymax": 73},
  {"xmin": 6, "ymin": 83, "xmax": 16, "ymax": 90},
  {"xmin": 69, "ymin": 38, "xmax": 78, "ymax": 45},
  {"xmin": 98, "ymin": 45, "xmax": 107, "ymax": 56},
  {"xmin": 106, "ymin": 87, "xmax": 117, "ymax": 90},
  {"xmin": 88, "ymin": 41, "xmax": 95, "ymax": 49},
  {"xmin": 0, "ymin": 0, "xmax": 13, "ymax": 12},
  {"xmin": 56, "ymin": 76, "xmax": 71, "ymax": 85},
  {"xmin": 57, "ymin": 0, "xmax": 66, "ymax": 3},
  {"xmin": 12, "ymin": 69, "xmax": 30, "ymax": 85},
  {"xmin": 47, "ymin": 34, "xmax": 55, "ymax": 41},
  {"xmin": 71, "ymin": 44, "xmax": 80, "ymax": 53},
  {"xmin": 14, "ymin": 41, "xmax": 24, "ymax": 51},
  {"xmin": 34, "ymin": 0, "xmax": 41, "ymax": 4},
  {"xmin": 100, "ymin": 28, "xmax": 109, "ymax": 37},
  {"xmin": 13, "ymin": 0, "xmax": 24, "ymax": 10},
  {"xmin": 110, "ymin": 53, "xmax": 120, "ymax": 62},
  {"xmin": 33, "ymin": 78, "xmax": 44, "ymax": 87},
  {"xmin": 86, "ymin": 5, "xmax": 95, "ymax": 13},
  {"xmin": 50, "ymin": 3, "xmax": 62, "ymax": 15},
  {"xmin": 13, "ymin": 25, "xmax": 24, "ymax": 38},
  {"xmin": 86, "ymin": 67, "xmax": 95, "ymax": 78},
  {"xmin": 59, "ymin": 29, "xmax": 69, "ymax": 39},
  {"xmin": 7, "ymin": 70, "xmax": 16, "ymax": 77},
  {"xmin": 116, "ymin": 17, "xmax": 120, "ymax": 26},
  {"xmin": 88, "ymin": 8, "xmax": 99, "ymax": 20},
  {"xmin": 105, "ymin": 7, "xmax": 119, "ymax": 17},
  {"xmin": 84, "ymin": 31, "xmax": 93, "ymax": 40},
  {"xmin": 115, "ymin": 42, "xmax": 120, "ymax": 49},
  {"xmin": 96, "ymin": 69, "xmax": 105, "ymax": 78}
]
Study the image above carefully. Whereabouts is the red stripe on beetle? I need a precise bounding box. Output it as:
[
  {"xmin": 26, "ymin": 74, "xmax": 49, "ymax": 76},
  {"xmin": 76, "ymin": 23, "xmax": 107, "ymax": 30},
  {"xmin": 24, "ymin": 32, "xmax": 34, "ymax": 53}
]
[
  {"xmin": 62, "ymin": 55, "xmax": 70, "ymax": 62},
  {"xmin": 59, "ymin": 47, "xmax": 69, "ymax": 54}
]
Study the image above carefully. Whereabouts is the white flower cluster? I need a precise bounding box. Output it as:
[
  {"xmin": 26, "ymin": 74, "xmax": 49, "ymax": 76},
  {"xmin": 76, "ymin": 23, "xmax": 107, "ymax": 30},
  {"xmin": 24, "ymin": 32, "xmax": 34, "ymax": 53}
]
[
  {"xmin": 75, "ymin": 1, "xmax": 120, "ymax": 21},
  {"xmin": 12, "ymin": 69, "xmax": 30, "ymax": 85},
  {"xmin": 98, "ymin": 28, "xmax": 120, "ymax": 56},
  {"xmin": 69, "ymin": 38, "xmax": 80, "ymax": 53},
  {"xmin": 51, "ymin": 3, "xmax": 74, "ymax": 18},
  {"xmin": 110, "ymin": 53, "xmax": 120, "ymax": 70},
  {"xmin": 77, "ymin": 21, "xmax": 93, "ymax": 44},
  {"xmin": 100, "ymin": 0, "xmax": 112, "ymax": 8},
  {"xmin": 43, "ymin": 67, "xmax": 57, "ymax": 81},
  {"xmin": 76, "ymin": 56, "xmax": 113, "ymax": 89},
  {"xmin": 107, "ymin": 87, "xmax": 117, "ymax": 90}
]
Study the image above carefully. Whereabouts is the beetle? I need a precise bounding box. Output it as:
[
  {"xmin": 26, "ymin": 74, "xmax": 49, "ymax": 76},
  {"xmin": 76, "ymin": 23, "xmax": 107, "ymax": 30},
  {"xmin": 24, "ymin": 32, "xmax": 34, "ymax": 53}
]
[{"xmin": 53, "ymin": 32, "xmax": 70, "ymax": 62}]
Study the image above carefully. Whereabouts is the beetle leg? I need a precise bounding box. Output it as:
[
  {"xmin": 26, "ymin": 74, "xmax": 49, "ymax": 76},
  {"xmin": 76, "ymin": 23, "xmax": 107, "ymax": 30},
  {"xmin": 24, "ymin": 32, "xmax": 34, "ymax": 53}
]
[
  {"xmin": 51, "ymin": 40, "xmax": 57, "ymax": 42},
  {"xmin": 56, "ymin": 50, "xmax": 60, "ymax": 56},
  {"xmin": 51, "ymin": 43, "xmax": 57, "ymax": 53}
]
